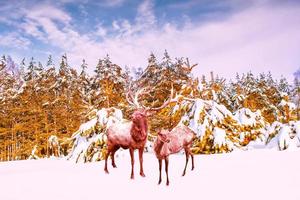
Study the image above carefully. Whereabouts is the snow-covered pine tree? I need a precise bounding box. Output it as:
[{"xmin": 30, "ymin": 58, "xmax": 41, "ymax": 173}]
[
  {"xmin": 74, "ymin": 59, "xmax": 93, "ymax": 123},
  {"xmin": 276, "ymin": 76, "xmax": 295, "ymax": 123},
  {"xmin": 37, "ymin": 55, "xmax": 58, "ymax": 154},
  {"xmin": 16, "ymin": 57, "xmax": 47, "ymax": 158},
  {"xmin": 24, "ymin": 57, "xmax": 40, "ymax": 81},
  {"xmin": 292, "ymin": 69, "xmax": 300, "ymax": 120},
  {"xmin": 19, "ymin": 58, "xmax": 26, "ymax": 80},
  {"xmin": 278, "ymin": 76, "xmax": 291, "ymax": 94},
  {"xmin": 236, "ymin": 72, "xmax": 279, "ymax": 123},
  {"xmin": 208, "ymin": 72, "xmax": 231, "ymax": 110},
  {"xmin": 0, "ymin": 55, "xmax": 5, "ymax": 71},
  {"xmin": 46, "ymin": 55, "xmax": 54, "ymax": 68},
  {"xmin": 229, "ymin": 74, "xmax": 245, "ymax": 111},
  {"xmin": 161, "ymin": 50, "xmax": 172, "ymax": 69},
  {"xmin": 0, "ymin": 56, "xmax": 19, "ymax": 160},
  {"xmin": 91, "ymin": 55, "xmax": 127, "ymax": 109},
  {"xmin": 136, "ymin": 52, "xmax": 198, "ymax": 133},
  {"xmin": 79, "ymin": 59, "xmax": 92, "ymax": 105},
  {"xmin": 132, "ymin": 66, "xmax": 143, "ymax": 80}
]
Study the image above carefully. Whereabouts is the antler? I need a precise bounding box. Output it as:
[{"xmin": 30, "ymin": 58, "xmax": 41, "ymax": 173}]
[
  {"xmin": 142, "ymin": 85, "xmax": 179, "ymax": 112},
  {"xmin": 128, "ymin": 84, "xmax": 195, "ymax": 112},
  {"xmin": 126, "ymin": 83, "xmax": 150, "ymax": 108},
  {"xmin": 126, "ymin": 92, "xmax": 135, "ymax": 106},
  {"xmin": 133, "ymin": 87, "xmax": 150, "ymax": 108},
  {"xmin": 126, "ymin": 83, "xmax": 136, "ymax": 106}
]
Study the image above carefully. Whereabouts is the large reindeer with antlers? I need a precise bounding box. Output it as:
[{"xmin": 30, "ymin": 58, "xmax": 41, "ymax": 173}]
[{"xmin": 104, "ymin": 85, "xmax": 176, "ymax": 179}]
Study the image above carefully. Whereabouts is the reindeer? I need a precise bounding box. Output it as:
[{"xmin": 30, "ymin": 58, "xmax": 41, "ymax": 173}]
[
  {"xmin": 104, "ymin": 85, "xmax": 176, "ymax": 179},
  {"xmin": 154, "ymin": 124, "xmax": 196, "ymax": 186}
]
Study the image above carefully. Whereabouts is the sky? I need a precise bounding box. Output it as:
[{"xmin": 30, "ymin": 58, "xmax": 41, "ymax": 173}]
[{"xmin": 0, "ymin": 0, "xmax": 300, "ymax": 81}]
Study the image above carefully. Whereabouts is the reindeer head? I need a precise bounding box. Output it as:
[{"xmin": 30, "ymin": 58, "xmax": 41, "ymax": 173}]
[
  {"xmin": 131, "ymin": 110, "xmax": 148, "ymax": 133},
  {"xmin": 157, "ymin": 130, "xmax": 170, "ymax": 143},
  {"xmin": 126, "ymin": 84, "xmax": 177, "ymax": 142}
]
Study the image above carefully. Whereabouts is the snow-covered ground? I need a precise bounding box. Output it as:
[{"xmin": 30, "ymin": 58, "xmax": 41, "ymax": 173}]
[{"xmin": 0, "ymin": 150, "xmax": 299, "ymax": 200}]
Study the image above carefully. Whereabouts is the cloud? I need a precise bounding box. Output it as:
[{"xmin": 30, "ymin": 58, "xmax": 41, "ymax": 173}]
[
  {"xmin": 26, "ymin": 4, "xmax": 71, "ymax": 23},
  {"xmin": 1, "ymin": 0, "xmax": 300, "ymax": 82},
  {"xmin": 17, "ymin": 4, "xmax": 84, "ymax": 51},
  {"xmin": 136, "ymin": 0, "xmax": 156, "ymax": 29},
  {"xmin": 19, "ymin": 19, "xmax": 46, "ymax": 41},
  {"xmin": 0, "ymin": 33, "xmax": 31, "ymax": 49},
  {"xmin": 65, "ymin": 0, "xmax": 300, "ymax": 81},
  {"xmin": 95, "ymin": 24, "xmax": 107, "ymax": 38},
  {"xmin": 101, "ymin": 0, "xmax": 126, "ymax": 7},
  {"xmin": 52, "ymin": 0, "xmax": 124, "ymax": 7}
]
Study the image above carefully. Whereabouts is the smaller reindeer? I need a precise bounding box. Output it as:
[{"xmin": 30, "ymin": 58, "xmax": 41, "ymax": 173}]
[{"xmin": 154, "ymin": 124, "xmax": 196, "ymax": 186}]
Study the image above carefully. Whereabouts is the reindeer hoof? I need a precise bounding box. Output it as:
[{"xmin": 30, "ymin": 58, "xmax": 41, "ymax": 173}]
[
  {"xmin": 166, "ymin": 181, "xmax": 169, "ymax": 186},
  {"xmin": 191, "ymin": 167, "xmax": 194, "ymax": 171},
  {"xmin": 140, "ymin": 172, "xmax": 146, "ymax": 177},
  {"xmin": 130, "ymin": 175, "xmax": 134, "ymax": 179},
  {"xmin": 104, "ymin": 169, "xmax": 109, "ymax": 174},
  {"xmin": 158, "ymin": 180, "xmax": 162, "ymax": 185},
  {"xmin": 182, "ymin": 173, "xmax": 186, "ymax": 176},
  {"xmin": 112, "ymin": 164, "xmax": 117, "ymax": 168}
]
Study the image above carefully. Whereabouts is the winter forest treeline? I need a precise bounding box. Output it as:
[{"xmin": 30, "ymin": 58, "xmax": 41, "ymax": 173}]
[{"xmin": 0, "ymin": 51, "xmax": 299, "ymax": 161}]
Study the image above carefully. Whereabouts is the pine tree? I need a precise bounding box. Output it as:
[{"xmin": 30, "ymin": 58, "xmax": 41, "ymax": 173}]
[
  {"xmin": 79, "ymin": 59, "xmax": 92, "ymax": 106},
  {"xmin": 148, "ymin": 52, "xmax": 157, "ymax": 67},
  {"xmin": 92, "ymin": 55, "xmax": 127, "ymax": 109},
  {"xmin": 161, "ymin": 50, "xmax": 172, "ymax": 69},
  {"xmin": 19, "ymin": 58, "xmax": 26, "ymax": 79},
  {"xmin": 0, "ymin": 56, "xmax": 17, "ymax": 160},
  {"xmin": 133, "ymin": 67, "xmax": 143, "ymax": 80},
  {"xmin": 0, "ymin": 55, "xmax": 5, "ymax": 71},
  {"xmin": 292, "ymin": 74, "xmax": 300, "ymax": 120},
  {"xmin": 136, "ymin": 52, "xmax": 198, "ymax": 132},
  {"xmin": 46, "ymin": 55, "xmax": 54, "ymax": 68},
  {"xmin": 80, "ymin": 59, "xmax": 88, "ymax": 76},
  {"xmin": 278, "ymin": 76, "xmax": 290, "ymax": 94},
  {"xmin": 25, "ymin": 57, "xmax": 39, "ymax": 81},
  {"xmin": 58, "ymin": 53, "xmax": 71, "ymax": 79}
]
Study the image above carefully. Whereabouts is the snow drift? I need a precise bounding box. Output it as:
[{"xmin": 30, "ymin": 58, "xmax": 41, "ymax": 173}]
[{"xmin": 67, "ymin": 107, "xmax": 123, "ymax": 163}]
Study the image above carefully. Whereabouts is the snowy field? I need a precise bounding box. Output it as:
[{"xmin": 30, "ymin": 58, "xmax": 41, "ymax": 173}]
[{"xmin": 0, "ymin": 150, "xmax": 299, "ymax": 200}]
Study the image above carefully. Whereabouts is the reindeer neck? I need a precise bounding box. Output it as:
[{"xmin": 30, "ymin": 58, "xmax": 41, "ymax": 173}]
[
  {"xmin": 154, "ymin": 139, "xmax": 165, "ymax": 155},
  {"xmin": 130, "ymin": 120, "xmax": 148, "ymax": 142}
]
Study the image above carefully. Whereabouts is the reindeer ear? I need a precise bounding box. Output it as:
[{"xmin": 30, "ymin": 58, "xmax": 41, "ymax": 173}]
[{"xmin": 158, "ymin": 130, "xmax": 165, "ymax": 138}]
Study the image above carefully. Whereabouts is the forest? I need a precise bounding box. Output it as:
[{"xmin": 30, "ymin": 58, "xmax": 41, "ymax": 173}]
[{"xmin": 0, "ymin": 51, "xmax": 299, "ymax": 162}]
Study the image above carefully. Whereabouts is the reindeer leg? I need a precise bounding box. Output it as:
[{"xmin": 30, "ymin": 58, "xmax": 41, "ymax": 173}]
[
  {"xmin": 104, "ymin": 146, "xmax": 112, "ymax": 174},
  {"xmin": 111, "ymin": 146, "xmax": 119, "ymax": 168},
  {"xmin": 129, "ymin": 148, "xmax": 135, "ymax": 179},
  {"xmin": 138, "ymin": 148, "xmax": 145, "ymax": 177},
  {"xmin": 182, "ymin": 148, "xmax": 189, "ymax": 176},
  {"xmin": 190, "ymin": 150, "xmax": 195, "ymax": 171},
  {"xmin": 165, "ymin": 157, "xmax": 170, "ymax": 186},
  {"xmin": 158, "ymin": 159, "xmax": 162, "ymax": 185}
]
